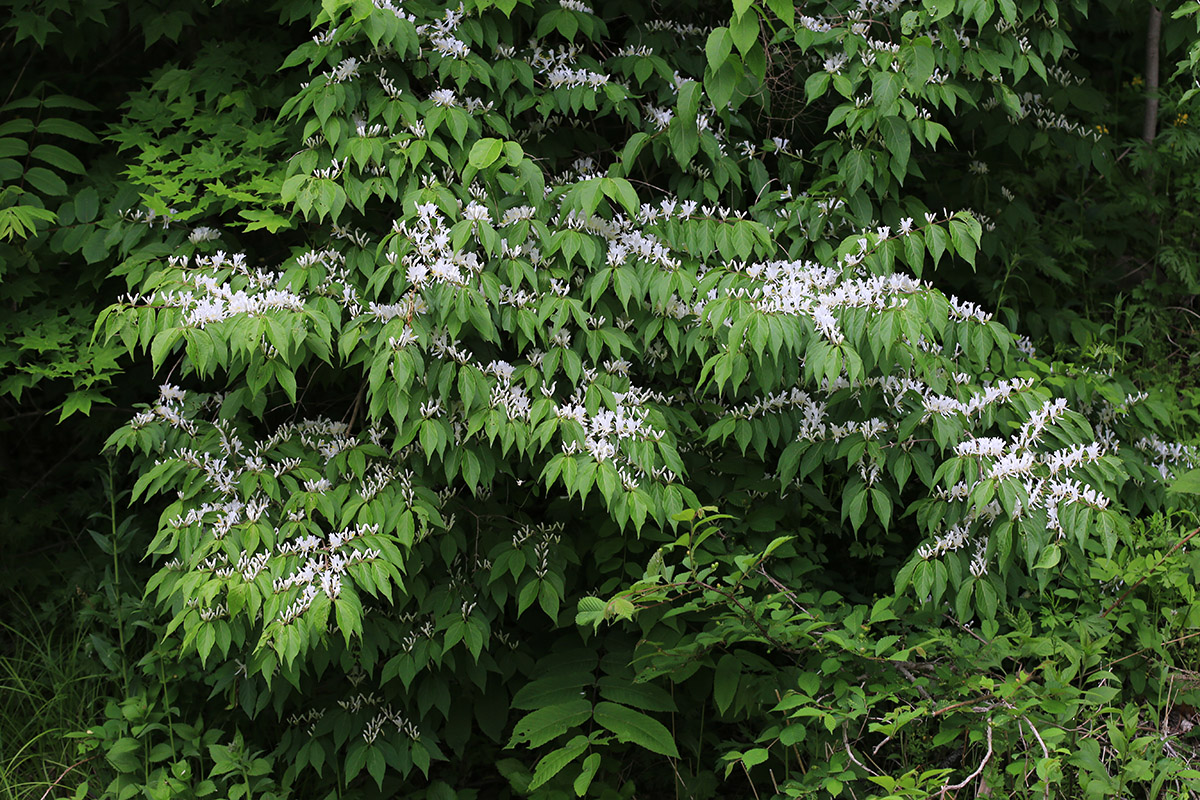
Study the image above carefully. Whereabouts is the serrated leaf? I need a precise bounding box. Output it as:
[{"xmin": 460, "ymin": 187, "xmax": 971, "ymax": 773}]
[
  {"xmin": 592, "ymin": 702, "xmax": 678, "ymax": 757},
  {"xmin": 512, "ymin": 671, "xmax": 594, "ymax": 710},
  {"xmin": 1168, "ymin": 468, "xmax": 1200, "ymax": 494},
  {"xmin": 23, "ymin": 166, "xmax": 68, "ymax": 195},
  {"xmin": 31, "ymin": 143, "xmax": 85, "ymax": 174},
  {"xmin": 239, "ymin": 209, "xmax": 294, "ymax": 233},
  {"xmin": 529, "ymin": 736, "xmax": 589, "ymax": 791},
  {"xmin": 508, "ymin": 699, "xmax": 592, "ymax": 749},
  {"xmin": 597, "ymin": 676, "xmax": 676, "ymax": 712},
  {"xmin": 843, "ymin": 150, "xmax": 870, "ymax": 193},
  {"xmin": 37, "ymin": 117, "xmax": 100, "ymax": 142}
]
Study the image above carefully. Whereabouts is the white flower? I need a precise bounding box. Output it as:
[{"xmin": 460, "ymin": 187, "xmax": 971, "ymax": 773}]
[
  {"xmin": 330, "ymin": 57, "xmax": 360, "ymax": 83},
  {"xmin": 462, "ymin": 202, "xmax": 491, "ymax": 223},
  {"xmin": 430, "ymin": 89, "xmax": 458, "ymax": 107},
  {"xmin": 824, "ymin": 54, "xmax": 848, "ymax": 73},
  {"xmin": 189, "ymin": 226, "xmax": 220, "ymax": 243}
]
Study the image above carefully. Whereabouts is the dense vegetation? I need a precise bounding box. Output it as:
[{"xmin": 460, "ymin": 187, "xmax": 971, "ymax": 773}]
[{"xmin": 3, "ymin": 0, "xmax": 1200, "ymax": 798}]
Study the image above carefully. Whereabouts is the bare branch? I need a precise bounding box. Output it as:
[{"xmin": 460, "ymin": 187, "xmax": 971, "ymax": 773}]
[{"xmin": 938, "ymin": 721, "xmax": 993, "ymax": 799}]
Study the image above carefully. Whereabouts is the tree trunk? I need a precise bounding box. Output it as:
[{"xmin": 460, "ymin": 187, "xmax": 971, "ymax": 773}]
[{"xmin": 1143, "ymin": 5, "xmax": 1162, "ymax": 146}]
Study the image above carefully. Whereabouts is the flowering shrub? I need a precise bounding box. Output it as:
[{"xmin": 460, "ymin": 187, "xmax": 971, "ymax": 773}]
[{"xmin": 2, "ymin": 0, "xmax": 1196, "ymax": 796}]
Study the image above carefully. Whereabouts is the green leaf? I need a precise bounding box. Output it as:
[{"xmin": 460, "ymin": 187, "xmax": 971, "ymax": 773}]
[
  {"xmin": 678, "ymin": 80, "xmax": 702, "ymax": 126},
  {"xmin": 37, "ymin": 117, "xmax": 100, "ymax": 142},
  {"xmin": 74, "ymin": 186, "xmax": 99, "ymax": 223},
  {"xmin": 949, "ymin": 218, "xmax": 977, "ymax": 266},
  {"xmin": 575, "ymin": 595, "xmax": 606, "ymax": 630},
  {"xmin": 1033, "ymin": 544, "xmax": 1061, "ymax": 570},
  {"xmin": 58, "ymin": 389, "xmax": 110, "ymax": 421},
  {"xmin": 150, "ymin": 328, "xmax": 182, "ymax": 372},
  {"xmin": 620, "ymin": 132, "xmax": 649, "ymax": 173},
  {"xmin": 469, "ymin": 137, "xmax": 504, "ymax": 169},
  {"xmin": 705, "ymin": 27, "xmax": 733, "ymax": 72},
  {"xmin": 592, "ymin": 702, "xmax": 679, "ymax": 758},
  {"xmin": 106, "ymin": 738, "xmax": 141, "ymax": 773},
  {"xmin": 879, "ymin": 116, "xmax": 910, "ymax": 178},
  {"xmin": 574, "ymin": 753, "xmax": 601, "ymax": 797},
  {"xmin": 713, "ymin": 654, "xmax": 741, "ymax": 714},
  {"xmin": 843, "ymin": 150, "xmax": 870, "ymax": 193},
  {"xmin": 239, "ymin": 209, "xmax": 294, "ymax": 233},
  {"xmin": 805, "ymin": 72, "xmax": 831, "ymax": 104},
  {"xmin": 706, "ymin": 59, "xmax": 741, "ymax": 112},
  {"xmin": 0, "ymin": 138, "xmax": 28, "ymax": 158},
  {"xmin": 23, "ymin": 166, "xmax": 68, "ymax": 195},
  {"xmin": 334, "ymin": 590, "xmax": 363, "ymax": 643},
  {"xmin": 81, "ymin": 228, "xmax": 109, "ymax": 263},
  {"xmin": 513, "ymin": 672, "xmax": 594, "ymax": 710},
  {"xmin": 1167, "ymin": 468, "xmax": 1200, "ymax": 494},
  {"xmin": 764, "ymin": 0, "xmax": 795, "ymax": 26},
  {"xmin": 926, "ymin": 224, "xmax": 948, "ymax": 267},
  {"xmin": 729, "ymin": 8, "xmax": 758, "ymax": 55},
  {"xmin": 668, "ymin": 118, "xmax": 699, "ymax": 168},
  {"xmin": 596, "ymin": 676, "xmax": 676, "ymax": 712},
  {"xmin": 870, "ymin": 71, "xmax": 902, "ymax": 114},
  {"xmin": 31, "ymin": 143, "xmax": 85, "ymax": 174},
  {"xmin": 508, "ymin": 699, "xmax": 592, "ymax": 749},
  {"xmin": 529, "ymin": 735, "xmax": 589, "ymax": 791},
  {"xmin": 601, "ymin": 177, "xmax": 639, "ymax": 218}
]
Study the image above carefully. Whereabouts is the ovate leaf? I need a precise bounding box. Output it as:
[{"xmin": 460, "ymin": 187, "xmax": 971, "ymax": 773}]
[
  {"xmin": 106, "ymin": 738, "xmax": 141, "ymax": 773},
  {"xmin": 468, "ymin": 137, "xmax": 504, "ymax": 169}
]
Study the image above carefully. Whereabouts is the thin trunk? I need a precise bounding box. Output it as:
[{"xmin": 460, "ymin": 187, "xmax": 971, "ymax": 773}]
[
  {"xmin": 1142, "ymin": 4, "xmax": 1163, "ymax": 283},
  {"xmin": 1142, "ymin": 6, "xmax": 1162, "ymax": 145}
]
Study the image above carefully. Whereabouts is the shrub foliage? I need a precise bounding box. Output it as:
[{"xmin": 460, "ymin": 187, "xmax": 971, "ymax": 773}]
[{"xmin": 4, "ymin": 0, "xmax": 1200, "ymax": 798}]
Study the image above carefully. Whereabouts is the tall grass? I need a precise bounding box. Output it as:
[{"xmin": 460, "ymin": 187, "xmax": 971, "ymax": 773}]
[{"xmin": 0, "ymin": 599, "xmax": 110, "ymax": 800}]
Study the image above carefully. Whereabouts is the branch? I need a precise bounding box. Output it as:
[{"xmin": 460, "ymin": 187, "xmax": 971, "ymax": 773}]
[
  {"xmin": 39, "ymin": 755, "xmax": 98, "ymax": 800},
  {"xmin": 1021, "ymin": 716, "xmax": 1052, "ymax": 800},
  {"xmin": 938, "ymin": 721, "xmax": 993, "ymax": 798},
  {"xmin": 844, "ymin": 723, "xmax": 879, "ymax": 775}
]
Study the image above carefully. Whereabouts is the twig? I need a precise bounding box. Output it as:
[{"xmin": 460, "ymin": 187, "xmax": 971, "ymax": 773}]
[
  {"xmin": 740, "ymin": 760, "xmax": 761, "ymax": 800},
  {"xmin": 1106, "ymin": 629, "xmax": 1200, "ymax": 668},
  {"xmin": 896, "ymin": 663, "xmax": 933, "ymax": 701},
  {"xmin": 39, "ymin": 755, "xmax": 98, "ymax": 800},
  {"xmin": 2, "ymin": 51, "xmax": 35, "ymax": 107},
  {"xmin": 844, "ymin": 724, "xmax": 879, "ymax": 776},
  {"xmin": 1021, "ymin": 716, "xmax": 1052, "ymax": 800},
  {"xmin": 775, "ymin": 689, "xmax": 807, "ymax": 774},
  {"xmin": 942, "ymin": 613, "xmax": 991, "ymax": 646},
  {"xmin": 345, "ymin": 380, "xmax": 367, "ymax": 431},
  {"xmin": 938, "ymin": 721, "xmax": 993, "ymax": 799},
  {"xmin": 1101, "ymin": 526, "xmax": 1200, "ymax": 618},
  {"xmin": 1022, "ymin": 716, "xmax": 1049, "ymax": 760},
  {"xmin": 934, "ymin": 695, "xmax": 993, "ymax": 717},
  {"xmin": 20, "ymin": 439, "xmax": 87, "ymax": 501},
  {"xmin": 1168, "ymin": 305, "xmax": 1200, "ymax": 322}
]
